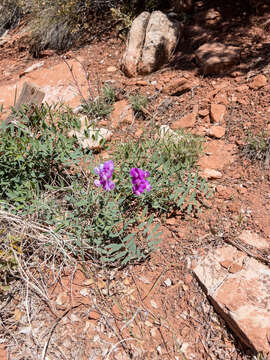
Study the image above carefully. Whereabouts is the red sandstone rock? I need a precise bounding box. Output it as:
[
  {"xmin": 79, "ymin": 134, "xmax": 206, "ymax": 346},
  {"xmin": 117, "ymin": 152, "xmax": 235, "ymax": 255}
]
[
  {"xmin": 208, "ymin": 125, "xmax": 226, "ymax": 139},
  {"xmin": 249, "ymin": 74, "xmax": 267, "ymax": 90},
  {"xmin": 110, "ymin": 100, "xmax": 133, "ymax": 128},
  {"xmin": 0, "ymin": 345, "xmax": 7, "ymax": 360},
  {"xmin": 199, "ymin": 109, "xmax": 209, "ymax": 117},
  {"xmin": 171, "ymin": 112, "xmax": 197, "ymax": 129},
  {"xmin": 162, "ymin": 77, "xmax": 199, "ymax": 96},
  {"xmin": 199, "ymin": 168, "xmax": 222, "ymax": 179},
  {"xmin": 238, "ymin": 230, "xmax": 270, "ymax": 250},
  {"xmin": 193, "ymin": 245, "xmax": 270, "ymax": 355},
  {"xmin": 235, "ymin": 84, "xmax": 249, "ymax": 92},
  {"xmin": 196, "ymin": 42, "xmax": 240, "ymax": 75},
  {"xmin": 210, "ymin": 103, "xmax": 226, "ymax": 123},
  {"xmin": 198, "ymin": 140, "xmax": 236, "ymax": 170},
  {"xmin": 194, "ymin": 8, "xmax": 222, "ymax": 28},
  {"xmin": 214, "ymin": 91, "xmax": 229, "ymax": 105}
]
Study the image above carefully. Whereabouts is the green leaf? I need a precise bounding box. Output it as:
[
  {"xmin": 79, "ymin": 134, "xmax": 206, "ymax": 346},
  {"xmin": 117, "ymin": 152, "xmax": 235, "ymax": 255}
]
[
  {"xmin": 148, "ymin": 231, "xmax": 162, "ymax": 241},
  {"xmin": 177, "ymin": 188, "xmax": 189, "ymax": 208},
  {"xmin": 110, "ymin": 250, "xmax": 128, "ymax": 261},
  {"xmin": 121, "ymin": 254, "xmax": 135, "ymax": 265},
  {"xmin": 104, "ymin": 243, "xmax": 123, "ymax": 254},
  {"xmin": 147, "ymin": 223, "xmax": 159, "ymax": 238},
  {"xmin": 199, "ymin": 178, "xmax": 206, "ymax": 191},
  {"xmin": 143, "ymin": 214, "xmax": 155, "ymax": 235},
  {"xmin": 148, "ymin": 238, "xmax": 162, "ymax": 249},
  {"xmin": 126, "ymin": 239, "xmax": 137, "ymax": 254},
  {"xmin": 187, "ymin": 190, "xmax": 196, "ymax": 214}
]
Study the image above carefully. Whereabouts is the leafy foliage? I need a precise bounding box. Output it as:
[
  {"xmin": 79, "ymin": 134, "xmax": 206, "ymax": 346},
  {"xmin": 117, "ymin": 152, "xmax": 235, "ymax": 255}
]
[
  {"xmin": 114, "ymin": 129, "xmax": 209, "ymax": 215},
  {"xmin": 0, "ymin": 104, "xmax": 211, "ymax": 269},
  {"xmin": 81, "ymin": 85, "xmax": 116, "ymax": 121},
  {"xmin": 128, "ymin": 94, "xmax": 149, "ymax": 116},
  {"xmin": 0, "ymin": 104, "xmax": 161, "ymax": 266},
  {"xmin": 243, "ymin": 130, "xmax": 270, "ymax": 163},
  {"xmin": 0, "ymin": 104, "xmax": 85, "ymax": 203}
]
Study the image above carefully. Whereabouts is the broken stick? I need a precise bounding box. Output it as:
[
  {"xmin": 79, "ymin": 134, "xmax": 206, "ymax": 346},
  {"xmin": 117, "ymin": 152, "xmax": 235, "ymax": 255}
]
[{"xmin": 4, "ymin": 82, "xmax": 45, "ymax": 125}]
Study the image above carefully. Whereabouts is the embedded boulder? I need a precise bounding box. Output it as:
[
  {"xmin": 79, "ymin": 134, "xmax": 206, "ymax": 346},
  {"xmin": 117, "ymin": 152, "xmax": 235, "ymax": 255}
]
[
  {"xmin": 138, "ymin": 11, "xmax": 181, "ymax": 75},
  {"xmin": 193, "ymin": 245, "xmax": 270, "ymax": 355},
  {"xmin": 195, "ymin": 42, "xmax": 240, "ymax": 75},
  {"xmin": 121, "ymin": 11, "xmax": 181, "ymax": 77},
  {"xmin": 121, "ymin": 12, "xmax": 150, "ymax": 78}
]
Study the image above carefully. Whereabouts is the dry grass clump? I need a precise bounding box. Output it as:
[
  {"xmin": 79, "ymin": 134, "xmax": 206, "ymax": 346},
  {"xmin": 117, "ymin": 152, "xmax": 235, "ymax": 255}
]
[
  {"xmin": 0, "ymin": 0, "xmax": 22, "ymax": 36},
  {"xmin": 0, "ymin": 0, "xmax": 172, "ymax": 56},
  {"xmin": 0, "ymin": 209, "xmax": 75, "ymax": 297}
]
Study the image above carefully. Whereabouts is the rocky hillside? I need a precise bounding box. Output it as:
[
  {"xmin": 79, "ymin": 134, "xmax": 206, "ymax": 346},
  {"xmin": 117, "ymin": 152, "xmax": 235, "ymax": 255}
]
[{"xmin": 0, "ymin": 1, "xmax": 270, "ymax": 359}]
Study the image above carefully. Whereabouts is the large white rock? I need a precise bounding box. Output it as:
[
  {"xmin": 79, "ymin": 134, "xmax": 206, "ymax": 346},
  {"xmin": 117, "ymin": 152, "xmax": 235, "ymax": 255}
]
[
  {"xmin": 138, "ymin": 11, "xmax": 181, "ymax": 75},
  {"xmin": 121, "ymin": 11, "xmax": 181, "ymax": 77},
  {"xmin": 121, "ymin": 12, "xmax": 150, "ymax": 78}
]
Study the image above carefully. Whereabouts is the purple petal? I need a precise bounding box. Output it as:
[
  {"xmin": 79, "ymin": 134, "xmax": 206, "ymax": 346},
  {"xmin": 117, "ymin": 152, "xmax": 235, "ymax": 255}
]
[
  {"xmin": 138, "ymin": 169, "xmax": 146, "ymax": 178},
  {"xmin": 138, "ymin": 182, "xmax": 147, "ymax": 192},
  {"xmin": 133, "ymin": 186, "xmax": 142, "ymax": 196},
  {"xmin": 103, "ymin": 180, "xmax": 115, "ymax": 191},
  {"xmin": 100, "ymin": 173, "xmax": 109, "ymax": 181},
  {"xmin": 130, "ymin": 168, "xmax": 150, "ymax": 182},
  {"xmin": 103, "ymin": 160, "xmax": 114, "ymax": 173},
  {"xmin": 131, "ymin": 178, "xmax": 141, "ymax": 185},
  {"xmin": 130, "ymin": 168, "xmax": 137, "ymax": 178},
  {"xmin": 144, "ymin": 171, "xmax": 150, "ymax": 178},
  {"xmin": 108, "ymin": 181, "xmax": 115, "ymax": 190},
  {"xmin": 94, "ymin": 179, "xmax": 100, "ymax": 187}
]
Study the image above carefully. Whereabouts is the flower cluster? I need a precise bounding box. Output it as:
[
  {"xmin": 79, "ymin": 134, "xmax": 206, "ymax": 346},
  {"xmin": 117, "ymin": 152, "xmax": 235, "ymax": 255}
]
[
  {"xmin": 94, "ymin": 161, "xmax": 151, "ymax": 196},
  {"xmin": 94, "ymin": 160, "xmax": 115, "ymax": 191},
  {"xmin": 130, "ymin": 168, "xmax": 152, "ymax": 196}
]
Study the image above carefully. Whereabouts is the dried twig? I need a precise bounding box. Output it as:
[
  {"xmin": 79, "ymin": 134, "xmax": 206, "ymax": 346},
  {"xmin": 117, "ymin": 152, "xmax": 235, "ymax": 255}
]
[
  {"xmin": 224, "ymin": 237, "xmax": 270, "ymax": 266},
  {"xmin": 41, "ymin": 304, "xmax": 81, "ymax": 360}
]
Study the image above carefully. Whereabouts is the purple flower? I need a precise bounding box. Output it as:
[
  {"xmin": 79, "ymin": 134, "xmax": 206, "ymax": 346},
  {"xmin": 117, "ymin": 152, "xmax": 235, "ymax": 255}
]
[
  {"xmin": 130, "ymin": 167, "xmax": 152, "ymax": 196},
  {"xmin": 94, "ymin": 160, "xmax": 115, "ymax": 191}
]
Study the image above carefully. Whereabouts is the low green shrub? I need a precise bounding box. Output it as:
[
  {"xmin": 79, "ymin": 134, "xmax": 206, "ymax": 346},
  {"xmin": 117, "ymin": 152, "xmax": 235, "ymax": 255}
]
[
  {"xmin": 128, "ymin": 94, "xmax": 149, "ymax": 116},
  {"xmin": 0, "ymin": 104, "xmax": 211, "ymax": 268},
  {"xmin": 114, "ymin": 129, "xmax": 208, "ymax": 214},
  {"xmin": 243, "ymin": 130, "xmax": 270, "ymax": 164},
  {"xmin": 81, "ymin": 85, "xmax": 116, "ymax": 121},
  {"xmin": 0, "ymin": 104, "xmax": 85, "ymax": 203}
]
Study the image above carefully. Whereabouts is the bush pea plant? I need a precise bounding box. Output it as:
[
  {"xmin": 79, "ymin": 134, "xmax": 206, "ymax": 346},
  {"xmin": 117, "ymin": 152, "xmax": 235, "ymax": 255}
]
[{"xmin": 0, "ymin": 103, "xmax": 211, "ymax": 269}]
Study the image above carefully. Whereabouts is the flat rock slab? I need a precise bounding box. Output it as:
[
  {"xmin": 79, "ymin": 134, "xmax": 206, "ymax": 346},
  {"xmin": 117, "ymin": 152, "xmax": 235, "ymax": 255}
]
[
  {"xmin": 195, "ymin": 42, "xmax": 240, "ymax": 75},
  {"xmin": 197, "ymin": 140, "xmax": 236, "ymax": 170},
  {"xmin": 193, "ymin": 245, "xmax": 270, "ymax": 355},
  {"xmin": 239, "ymin": 230, "xmax": 270, "ymax": 250},
  {"xmin": 0, "ymin": 57, "xmax": 89, "ymax": 116},
  {"xmin": 110, "ymin": 100, "xmax": 133, "ymax": 128}
]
